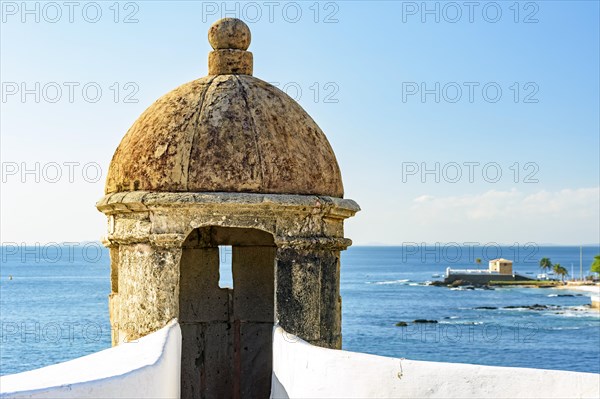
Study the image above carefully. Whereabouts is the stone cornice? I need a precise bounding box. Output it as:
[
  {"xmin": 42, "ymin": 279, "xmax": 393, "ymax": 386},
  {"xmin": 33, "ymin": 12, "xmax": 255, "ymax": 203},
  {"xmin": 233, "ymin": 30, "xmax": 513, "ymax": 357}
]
[
  {"xmin": 97, "ymin": 191, "xmax": 360, "ymax": 220},
  {"xmin": 274, "ymin": 236, "xmax": 353, "ymax": 250}
]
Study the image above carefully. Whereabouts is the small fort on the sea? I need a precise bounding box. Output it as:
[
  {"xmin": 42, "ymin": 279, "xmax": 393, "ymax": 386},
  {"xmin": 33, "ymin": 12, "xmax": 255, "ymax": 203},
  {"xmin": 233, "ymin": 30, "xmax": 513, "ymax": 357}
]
[{"xmin": 443, "ymin": 258, "xmax": 533, "ymax": 285}]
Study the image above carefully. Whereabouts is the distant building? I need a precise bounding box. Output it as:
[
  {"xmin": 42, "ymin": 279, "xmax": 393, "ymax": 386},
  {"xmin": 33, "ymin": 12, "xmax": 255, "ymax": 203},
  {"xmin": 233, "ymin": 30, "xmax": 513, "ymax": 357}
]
[
  {"xmin": 489, "ymin": 258, "xmax": 513, "ymax": 274},
  {"xmin": 444, "ymin": 258, "xmax": 531, "ymax": 285}
]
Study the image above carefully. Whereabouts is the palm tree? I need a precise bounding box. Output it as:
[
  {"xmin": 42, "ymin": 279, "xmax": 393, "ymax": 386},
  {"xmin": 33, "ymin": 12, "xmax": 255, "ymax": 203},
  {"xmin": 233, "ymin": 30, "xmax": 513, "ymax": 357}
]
[
  {"xmin": 553, "ymin": 263, "xmax": 568, "ymax": 282},
  {"xmin": 590, "ymin": 255, "xmax": 600, "ymax": 276},
  {"xmin": 539, "ymin": 258, "xmax": 552, "ymax": 273}
]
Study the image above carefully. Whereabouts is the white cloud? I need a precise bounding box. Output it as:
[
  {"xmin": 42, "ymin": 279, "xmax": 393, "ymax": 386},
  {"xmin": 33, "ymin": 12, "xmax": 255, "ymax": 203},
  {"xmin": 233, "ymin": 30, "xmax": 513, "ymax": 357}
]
[
  {"xmin": 410, "ymin": 187, "xmax": 599, "ymax": 223},
  {"xmin": 349, "ymin": 186, "xmax": 600, "ymax": 245}
]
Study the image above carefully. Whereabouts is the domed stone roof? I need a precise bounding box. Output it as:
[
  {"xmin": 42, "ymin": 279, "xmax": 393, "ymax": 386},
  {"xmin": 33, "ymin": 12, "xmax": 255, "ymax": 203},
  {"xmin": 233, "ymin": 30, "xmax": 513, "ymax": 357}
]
[{"xmin": 105, "ymin": 18, "xmax": 343, "ymax": 197}]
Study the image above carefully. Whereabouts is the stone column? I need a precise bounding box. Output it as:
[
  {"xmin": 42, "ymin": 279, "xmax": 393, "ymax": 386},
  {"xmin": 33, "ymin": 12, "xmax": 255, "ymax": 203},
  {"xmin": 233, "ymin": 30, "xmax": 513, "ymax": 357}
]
[
  {"xmin": 275, "ymin": 238, "xmax": 347, "ymax": 349},
  {"xmin": 103, "ymin": 227, "xmax": 184, "ymax": 345}
]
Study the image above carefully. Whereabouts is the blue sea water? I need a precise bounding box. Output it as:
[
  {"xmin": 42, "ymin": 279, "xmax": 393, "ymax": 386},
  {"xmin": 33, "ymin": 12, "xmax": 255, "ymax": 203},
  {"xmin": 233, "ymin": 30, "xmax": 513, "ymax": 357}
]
[{"xmin": 1, "ymin": 244, "xmax": 599, "ymax": 376}]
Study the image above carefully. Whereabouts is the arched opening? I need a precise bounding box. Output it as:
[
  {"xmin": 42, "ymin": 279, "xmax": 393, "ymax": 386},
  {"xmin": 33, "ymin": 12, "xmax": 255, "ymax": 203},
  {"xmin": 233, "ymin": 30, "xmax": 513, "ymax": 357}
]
[{"xmin": 179, "ymin": 226, "xmax": 275, "ymax": 399}]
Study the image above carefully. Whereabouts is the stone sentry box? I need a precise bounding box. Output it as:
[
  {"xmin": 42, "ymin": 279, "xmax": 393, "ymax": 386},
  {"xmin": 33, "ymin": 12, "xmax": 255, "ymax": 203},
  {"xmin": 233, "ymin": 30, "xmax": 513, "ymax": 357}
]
[{"xmin": 97, "ymin": 19, "xmax": 359, "ymax": 399}]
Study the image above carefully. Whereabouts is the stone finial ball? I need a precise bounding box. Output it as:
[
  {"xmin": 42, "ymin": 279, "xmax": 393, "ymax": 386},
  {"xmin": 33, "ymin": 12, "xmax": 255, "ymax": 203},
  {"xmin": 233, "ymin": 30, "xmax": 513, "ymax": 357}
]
[{"xmin": 208, "ymin": 18, "xmax": 251, "ymax": 51}]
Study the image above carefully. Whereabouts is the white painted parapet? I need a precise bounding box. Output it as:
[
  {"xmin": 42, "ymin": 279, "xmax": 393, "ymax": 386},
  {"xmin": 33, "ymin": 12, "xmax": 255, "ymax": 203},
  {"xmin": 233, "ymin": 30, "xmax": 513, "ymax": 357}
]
[
  {"xmin": 271, "ymin": 326, "xmax": 600, "ymax": 399},
  {"xmin": 3, "ymin": 321, "xmax": 599, "ymax": 398},
  {"xmin": 0, "ymin": 320, "xmax": 181, "ymax": 398}
]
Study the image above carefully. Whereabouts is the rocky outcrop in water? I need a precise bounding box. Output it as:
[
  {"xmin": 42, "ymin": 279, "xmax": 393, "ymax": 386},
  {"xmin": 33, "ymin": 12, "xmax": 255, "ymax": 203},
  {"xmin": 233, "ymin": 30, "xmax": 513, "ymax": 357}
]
[
  {"xmin": 394, "ymin": 319, "xmax": 438, "ymax": 327},
  {"xmin": 504, "ymin": 304, "xmax": 551, "ymax": 310}
]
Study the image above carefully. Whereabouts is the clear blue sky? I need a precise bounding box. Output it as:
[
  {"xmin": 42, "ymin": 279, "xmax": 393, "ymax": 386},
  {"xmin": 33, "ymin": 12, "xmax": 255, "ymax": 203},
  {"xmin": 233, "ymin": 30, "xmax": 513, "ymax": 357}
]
[{"xmin": 1, "ymin": 1, "xmax": 599, "ymax": 245}]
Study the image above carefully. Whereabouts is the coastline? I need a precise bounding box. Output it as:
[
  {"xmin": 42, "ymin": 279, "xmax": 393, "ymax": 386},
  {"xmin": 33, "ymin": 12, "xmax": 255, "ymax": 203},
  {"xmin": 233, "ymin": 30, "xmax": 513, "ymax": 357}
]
[
  {"xmin": 554, "ymin": 284, "xmax": 600, "ymax": 310},
  {"xmin": 554, "ymin": 284, "xmax": 600, "ymax": 295}
]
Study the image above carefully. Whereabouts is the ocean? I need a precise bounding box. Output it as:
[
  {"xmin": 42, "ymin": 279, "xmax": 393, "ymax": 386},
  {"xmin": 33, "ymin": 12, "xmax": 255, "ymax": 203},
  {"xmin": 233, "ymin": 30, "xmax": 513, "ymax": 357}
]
[{"xmin": 1, "ymin": 244, "xmax": 599, "ymax": 376}]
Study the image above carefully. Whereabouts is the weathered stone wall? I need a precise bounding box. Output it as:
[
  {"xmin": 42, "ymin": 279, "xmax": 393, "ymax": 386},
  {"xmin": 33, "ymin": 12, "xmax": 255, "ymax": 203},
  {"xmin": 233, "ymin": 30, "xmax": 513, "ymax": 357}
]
[{"xmin": 98, "ymin": 192, "xmax": 357, "ymax": 343}]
